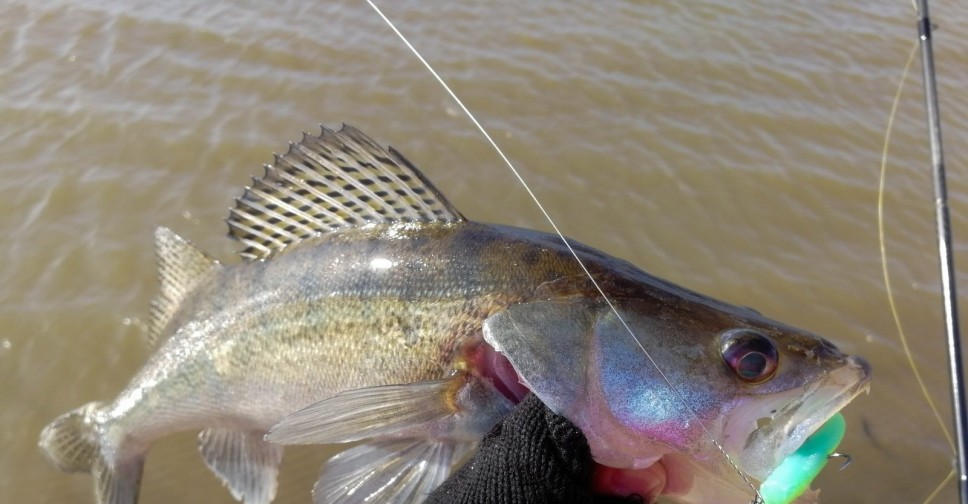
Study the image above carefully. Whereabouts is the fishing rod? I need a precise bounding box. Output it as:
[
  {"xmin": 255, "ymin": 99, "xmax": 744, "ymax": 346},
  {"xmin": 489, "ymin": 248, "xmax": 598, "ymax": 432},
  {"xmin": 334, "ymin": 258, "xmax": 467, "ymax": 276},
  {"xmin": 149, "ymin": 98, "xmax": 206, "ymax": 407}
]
[{"xmin": 914, "ymin": 1, "xmax": 968, "ymax": 501}]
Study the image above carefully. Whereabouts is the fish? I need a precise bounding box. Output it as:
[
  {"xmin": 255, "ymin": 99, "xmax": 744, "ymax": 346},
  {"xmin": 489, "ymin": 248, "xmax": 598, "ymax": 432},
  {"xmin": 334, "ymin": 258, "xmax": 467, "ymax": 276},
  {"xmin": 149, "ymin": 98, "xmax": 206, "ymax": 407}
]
[{"xmin": 38, "ymin": 124, "xmax": 871, "ymax": 504}]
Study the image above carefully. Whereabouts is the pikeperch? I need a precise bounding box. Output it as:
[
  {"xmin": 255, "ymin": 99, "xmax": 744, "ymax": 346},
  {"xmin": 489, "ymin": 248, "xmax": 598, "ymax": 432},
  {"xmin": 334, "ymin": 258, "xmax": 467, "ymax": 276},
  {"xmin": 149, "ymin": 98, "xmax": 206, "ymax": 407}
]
[{"xmin": 39, "ymin": 125, "xmax": 870, "ymax": 504}]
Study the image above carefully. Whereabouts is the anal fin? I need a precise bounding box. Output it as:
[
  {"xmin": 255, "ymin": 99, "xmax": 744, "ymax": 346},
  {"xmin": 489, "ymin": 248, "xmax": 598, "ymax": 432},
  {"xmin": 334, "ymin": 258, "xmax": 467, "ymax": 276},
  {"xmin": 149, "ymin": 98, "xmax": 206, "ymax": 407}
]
[
  {"xmin": 313, "ymin": 439, "xmax": 473, "ymax": 504},
  {"xmin": 199, "ymin": 429, "xmax": 283, "ymax": 504},
  {"xmin": 93, "ymin": 455, "xmax": 144, "ymax": 504}
]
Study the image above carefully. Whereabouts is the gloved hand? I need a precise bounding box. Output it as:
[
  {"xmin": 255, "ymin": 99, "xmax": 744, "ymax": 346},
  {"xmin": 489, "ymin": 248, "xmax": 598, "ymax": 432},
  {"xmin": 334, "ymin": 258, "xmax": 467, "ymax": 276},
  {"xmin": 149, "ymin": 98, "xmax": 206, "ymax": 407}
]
[{"xmin": 427, "ymin": 394, "xmax": 646, "ymax": 504}]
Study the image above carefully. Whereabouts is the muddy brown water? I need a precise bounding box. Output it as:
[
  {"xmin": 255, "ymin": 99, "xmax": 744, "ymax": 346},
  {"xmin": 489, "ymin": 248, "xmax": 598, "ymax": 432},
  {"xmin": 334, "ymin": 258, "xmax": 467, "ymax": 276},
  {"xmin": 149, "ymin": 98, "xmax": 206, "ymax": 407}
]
[{"xmin": 3, "ymin": 1, "xmax": 968, "ymax": 502}]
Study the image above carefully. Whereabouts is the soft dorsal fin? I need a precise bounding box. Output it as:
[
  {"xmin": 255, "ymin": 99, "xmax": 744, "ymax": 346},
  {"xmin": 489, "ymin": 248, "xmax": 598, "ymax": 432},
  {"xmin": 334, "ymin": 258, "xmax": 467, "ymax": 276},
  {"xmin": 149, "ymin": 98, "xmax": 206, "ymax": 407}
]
[
  {"xmin": 148, "ymin": 227, "xmax": 221, "ymax": 347},
  {"xmin": 227, "ymin": 124, "xmax": 465, "ymax": 261}
]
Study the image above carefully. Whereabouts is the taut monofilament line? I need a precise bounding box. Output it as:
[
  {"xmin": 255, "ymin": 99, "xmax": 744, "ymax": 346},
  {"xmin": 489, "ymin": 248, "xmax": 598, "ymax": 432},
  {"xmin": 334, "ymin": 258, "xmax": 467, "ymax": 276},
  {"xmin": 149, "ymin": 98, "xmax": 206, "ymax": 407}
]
[
  {"xmin": 914, "ymin": 1, "xmax": 968, "ymax": 502},
  {"xmin": 363, "ymin": 0, "xmax": 765, "ymax": 501}
]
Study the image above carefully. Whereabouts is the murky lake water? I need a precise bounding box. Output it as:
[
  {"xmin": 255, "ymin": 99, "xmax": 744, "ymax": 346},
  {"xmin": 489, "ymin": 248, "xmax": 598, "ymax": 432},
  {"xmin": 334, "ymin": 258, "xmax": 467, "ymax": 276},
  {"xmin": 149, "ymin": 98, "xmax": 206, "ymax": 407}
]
[{"xmin": 3, "ymin": 1, "xmax": 968, "ymax": 502}]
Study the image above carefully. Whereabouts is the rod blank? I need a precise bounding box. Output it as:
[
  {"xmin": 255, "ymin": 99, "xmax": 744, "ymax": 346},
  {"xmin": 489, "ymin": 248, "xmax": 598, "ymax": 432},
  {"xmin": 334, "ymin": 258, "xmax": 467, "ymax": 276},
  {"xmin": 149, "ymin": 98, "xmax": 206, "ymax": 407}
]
[{"xmin": 915, "ymin": 1, "xmax": 968, "ymax": 501}]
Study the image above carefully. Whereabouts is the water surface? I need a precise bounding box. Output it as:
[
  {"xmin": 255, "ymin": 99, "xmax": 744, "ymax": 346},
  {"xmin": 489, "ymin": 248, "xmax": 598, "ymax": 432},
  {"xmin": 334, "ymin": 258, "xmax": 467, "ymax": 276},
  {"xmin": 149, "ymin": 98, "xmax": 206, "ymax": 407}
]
[{"xmin": 3, "ymin": 1, "xmax": 968, "ymax": 502}]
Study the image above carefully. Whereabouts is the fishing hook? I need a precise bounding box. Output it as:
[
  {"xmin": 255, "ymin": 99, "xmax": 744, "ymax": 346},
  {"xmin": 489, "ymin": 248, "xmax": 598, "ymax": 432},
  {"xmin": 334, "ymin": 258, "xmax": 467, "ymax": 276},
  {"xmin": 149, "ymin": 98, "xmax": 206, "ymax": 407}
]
[{"xmin": 828, "ymin": 452, "xmax": 853, "ymax": 471}]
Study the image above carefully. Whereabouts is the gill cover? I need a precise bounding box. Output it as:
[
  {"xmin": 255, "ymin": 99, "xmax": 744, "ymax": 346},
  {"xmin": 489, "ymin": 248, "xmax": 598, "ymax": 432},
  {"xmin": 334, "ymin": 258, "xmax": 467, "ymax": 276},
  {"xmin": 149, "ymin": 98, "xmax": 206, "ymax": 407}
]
[
  {"xmin": 482, "ymin": 298, "xmax": 593, "ymax": 417},
  {"xmin": 482, "ymin": 296, "xmax": 720, "ymax": 469}
]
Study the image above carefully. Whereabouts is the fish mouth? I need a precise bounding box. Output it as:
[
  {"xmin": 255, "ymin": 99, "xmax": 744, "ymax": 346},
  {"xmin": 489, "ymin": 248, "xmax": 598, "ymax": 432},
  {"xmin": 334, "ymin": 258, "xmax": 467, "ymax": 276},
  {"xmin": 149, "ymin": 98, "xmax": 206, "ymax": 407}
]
[{"xmin": 738, "ymin": 355, "xmax": 872, "ymax": 481}]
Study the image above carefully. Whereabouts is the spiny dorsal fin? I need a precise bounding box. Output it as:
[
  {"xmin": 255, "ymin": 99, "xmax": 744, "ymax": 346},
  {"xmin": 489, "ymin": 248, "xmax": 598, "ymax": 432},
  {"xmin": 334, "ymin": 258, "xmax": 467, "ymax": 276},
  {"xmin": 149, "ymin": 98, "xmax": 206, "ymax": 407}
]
[
  {"xmin": 227, "ymin": 124, "xmax": 465, "ymax": 261},
  {"xmin": 148, "ymin": 227, "xmax": 220, "ymax": 347}
]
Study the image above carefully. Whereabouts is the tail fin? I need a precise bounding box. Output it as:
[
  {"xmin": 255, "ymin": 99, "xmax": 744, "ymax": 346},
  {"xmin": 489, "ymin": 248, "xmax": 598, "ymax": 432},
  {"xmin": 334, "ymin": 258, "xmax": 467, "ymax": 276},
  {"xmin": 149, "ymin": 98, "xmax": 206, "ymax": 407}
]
[
  {"xmin": 39, "ymin": 402, "xmax": 104, "ymax": 473},
  {"xmin": 39, "ymin": 402, "xmax": 145, "ymax": 504}
]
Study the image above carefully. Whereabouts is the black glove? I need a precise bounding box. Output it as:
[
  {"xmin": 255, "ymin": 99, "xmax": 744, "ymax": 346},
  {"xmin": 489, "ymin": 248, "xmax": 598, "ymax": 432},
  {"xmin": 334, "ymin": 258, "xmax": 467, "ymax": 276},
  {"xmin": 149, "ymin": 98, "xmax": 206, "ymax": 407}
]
[{"xmin": 427, "ymin": 394, "xmax": 644, "ymax": 504}]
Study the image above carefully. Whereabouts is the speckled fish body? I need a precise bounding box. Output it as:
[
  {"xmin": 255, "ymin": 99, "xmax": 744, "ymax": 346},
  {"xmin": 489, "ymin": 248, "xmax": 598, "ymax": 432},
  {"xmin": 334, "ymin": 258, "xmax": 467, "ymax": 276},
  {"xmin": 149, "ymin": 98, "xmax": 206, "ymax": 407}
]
[
  {"xmin": 38, "ymin": 126, "xmax": 870, "ymax": 504},
  {"xmin": 121, "ymin": 221, "xmax": 597, "ymax": 436}
]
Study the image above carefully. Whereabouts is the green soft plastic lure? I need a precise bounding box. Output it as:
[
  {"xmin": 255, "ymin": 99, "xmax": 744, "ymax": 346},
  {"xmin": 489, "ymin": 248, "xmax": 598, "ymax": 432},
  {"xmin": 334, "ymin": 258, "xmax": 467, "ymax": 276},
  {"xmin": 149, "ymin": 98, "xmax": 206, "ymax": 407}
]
[{"xmin": 758, "ymin": 413, "xmax": 847, "ymax": 504}]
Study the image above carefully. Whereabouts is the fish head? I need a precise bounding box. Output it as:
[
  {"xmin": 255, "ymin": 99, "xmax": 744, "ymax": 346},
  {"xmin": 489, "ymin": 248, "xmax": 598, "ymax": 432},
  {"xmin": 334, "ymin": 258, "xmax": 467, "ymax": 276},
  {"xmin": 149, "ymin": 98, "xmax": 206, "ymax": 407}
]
[
  {"xmin": 483, "ymin": 284, "xmax": 871, "ymax": 492},
  {"xmin": 713, "ymin": 315, "xmax": 872, "ymax": 482}
]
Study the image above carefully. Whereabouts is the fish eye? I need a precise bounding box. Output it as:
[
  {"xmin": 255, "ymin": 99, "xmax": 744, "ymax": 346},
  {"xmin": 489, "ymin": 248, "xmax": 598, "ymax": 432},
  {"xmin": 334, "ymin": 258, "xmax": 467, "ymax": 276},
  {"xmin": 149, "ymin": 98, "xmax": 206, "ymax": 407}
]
[{"xmin": 720, "ymin": 329, "xmax": 779, "ymax": 384}]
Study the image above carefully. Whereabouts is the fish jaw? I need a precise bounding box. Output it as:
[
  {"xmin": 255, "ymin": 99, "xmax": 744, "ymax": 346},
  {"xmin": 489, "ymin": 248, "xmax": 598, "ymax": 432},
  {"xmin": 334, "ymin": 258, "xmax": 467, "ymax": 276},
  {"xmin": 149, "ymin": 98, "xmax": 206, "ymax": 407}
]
[{"xmin": 728, "ymin": 354, "xmax": 872, "ymax": 481}]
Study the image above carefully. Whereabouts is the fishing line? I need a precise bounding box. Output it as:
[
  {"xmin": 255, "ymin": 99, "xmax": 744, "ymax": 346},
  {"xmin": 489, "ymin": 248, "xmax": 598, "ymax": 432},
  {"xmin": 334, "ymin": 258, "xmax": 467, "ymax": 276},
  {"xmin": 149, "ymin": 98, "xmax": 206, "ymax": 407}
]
[
  {"xmin": 881, "ymin": 2, "xmax": 963, "ymax": 501},
  {"xmin": 878, "ymin": 36, "xmax": 955, "ymax": 452},
  {"xmin": 923, "ymin": 472, "xmax": 956, "ymax": 504},
  {"xmin": 878, "ymin": 37, "xmax": 957, "ymax": 504},
  {"xmin": 364, "ymin": 0, "xmax": 764, "ymax": 501}
]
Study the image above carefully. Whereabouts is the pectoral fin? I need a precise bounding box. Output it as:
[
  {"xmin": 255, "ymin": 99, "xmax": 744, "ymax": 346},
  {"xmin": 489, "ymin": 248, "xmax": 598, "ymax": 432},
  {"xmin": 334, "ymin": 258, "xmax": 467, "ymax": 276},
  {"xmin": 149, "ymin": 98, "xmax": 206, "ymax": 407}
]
[
  {"xmin": 198, "ymin": 429, "xmax": 283, "ymax": 504},
  {"xmin": 266, "ymin": 376, "xmax": 512, "ymax": 503},
  {"xmin": 266, "ymin": 377, "xmax": 512, "ymax": 445},
  {"xmin": 482, "ymin": 297, "xmax": 600, "ymax": 417},
  {"xmin": 266, "ymin": 380, "xmax": 454, "ymax": 445},
  {"xmin": 313, "ymin": 439, "xmax": 472, "ymax": 504}
]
